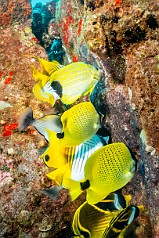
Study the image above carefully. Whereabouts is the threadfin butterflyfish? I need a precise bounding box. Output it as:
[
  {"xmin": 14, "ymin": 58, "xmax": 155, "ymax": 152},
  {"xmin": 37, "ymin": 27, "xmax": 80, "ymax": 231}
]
[
  {"xmin": 44, "ymin": 134, "xmax": 109, "ymax": 183},
  {"xmin": 62, "ymin": 142, "xmax": 137, "ymax": 204},
  {"xmin": 32, "ymin": 58, "xmax": 101, "ymax": 106},
  {"xmin": 18, "ymin": 108, "xmax": 62, "ymax": 141}
]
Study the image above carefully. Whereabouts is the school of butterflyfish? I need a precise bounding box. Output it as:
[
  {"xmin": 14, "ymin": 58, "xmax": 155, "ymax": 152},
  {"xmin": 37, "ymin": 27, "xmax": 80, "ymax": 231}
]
[{"xmin": 19, "ymin": 58, "xmax": 143, "ymax": 237}]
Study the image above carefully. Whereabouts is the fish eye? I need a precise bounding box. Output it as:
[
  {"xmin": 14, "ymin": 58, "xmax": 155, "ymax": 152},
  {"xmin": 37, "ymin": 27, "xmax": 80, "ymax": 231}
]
[
  {"xmin": 56, "ymin": 132, "xmax": 64, "ymax": 139},
  {"xmin": 45, "ymin": 155, "xmax": 50, "ymax": 162}
]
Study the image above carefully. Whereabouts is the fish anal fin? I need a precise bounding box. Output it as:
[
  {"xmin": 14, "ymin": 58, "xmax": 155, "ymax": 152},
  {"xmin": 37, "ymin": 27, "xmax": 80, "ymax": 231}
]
[
  {"xmin": 87, "ymin": 189, "xmax": 106, "ymax": 205},
  {"xmin": 83, "ymin": 85, "xmax": 94, "ymax": 96},
  {"xmin": 61, "ymin": 94, "xmax": 80, "ymax": 105},
  {"xmin": 46, "ymin": 163, "xmax": 70, "ymax": 186},
  {"xmin": 62, "ymin": 177, "xmax": 82, "ymax": 201}
]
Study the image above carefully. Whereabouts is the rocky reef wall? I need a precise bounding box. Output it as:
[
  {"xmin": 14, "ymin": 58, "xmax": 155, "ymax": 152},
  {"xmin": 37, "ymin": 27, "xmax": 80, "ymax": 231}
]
[{"xmin": 0, "ymin": 0, "xmax": 159, "ymax": 237}]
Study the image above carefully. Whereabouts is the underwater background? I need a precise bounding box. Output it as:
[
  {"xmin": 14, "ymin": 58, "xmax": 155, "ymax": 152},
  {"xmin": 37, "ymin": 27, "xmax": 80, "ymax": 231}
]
[{"xmin": 0, "ymin": 0, "xmax": 159, "ymax": 237}]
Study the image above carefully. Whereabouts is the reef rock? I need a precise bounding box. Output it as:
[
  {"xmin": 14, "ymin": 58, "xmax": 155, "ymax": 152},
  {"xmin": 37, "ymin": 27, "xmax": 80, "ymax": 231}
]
[{"xmin": 0, "ymin": 0, "xmax": 159, "ymax": 237}]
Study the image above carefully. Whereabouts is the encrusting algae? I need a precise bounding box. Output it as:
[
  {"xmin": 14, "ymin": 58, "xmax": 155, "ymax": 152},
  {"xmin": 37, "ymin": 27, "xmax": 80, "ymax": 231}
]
[{"xmin": 18, "ymin": 56, "xmax": 143, "ymax": 238}]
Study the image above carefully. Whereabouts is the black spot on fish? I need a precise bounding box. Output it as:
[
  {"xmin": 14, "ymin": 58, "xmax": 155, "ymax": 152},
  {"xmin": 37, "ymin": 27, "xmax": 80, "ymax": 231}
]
[
  {"xmin": 80, "ymin": 179, "xmax": 90, "ymax": 190},
  {"xmin": 45, "ymin": 154, "xmax": 50, "ymax": 162},
  {"xmin": 51, "ymin": 81, "xmax": 63, "ymax": 97},
  {"xmin": 56, "ymin": 132, "xmax": 64, "ymax": 139},
  {"xmin": 146, "ymin": 15, "xmax": 158, "ymax": 30}
]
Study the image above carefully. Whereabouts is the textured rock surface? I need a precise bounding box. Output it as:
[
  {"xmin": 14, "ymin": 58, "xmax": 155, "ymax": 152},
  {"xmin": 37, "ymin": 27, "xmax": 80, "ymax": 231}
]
[
  {"xmin": 0, "ymin": 0, "xmax": 159, "ymax": 237},
  {"xmin": 57, "ymin": 0, "xmax": 159, "ymax": 237},
  {"xmin": 0, "ymin": 0, "xmax": 31, "ymax": 26}
]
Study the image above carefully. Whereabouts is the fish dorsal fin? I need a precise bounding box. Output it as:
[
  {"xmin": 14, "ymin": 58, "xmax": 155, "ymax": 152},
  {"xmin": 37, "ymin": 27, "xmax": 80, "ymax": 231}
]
[
  {"xmin": 32, "ymin": 66, "xmax": 49, "ymax": 82},
  {"xmin": 38, "ymin": 58, "xmax": 63, "ymax": 75}
]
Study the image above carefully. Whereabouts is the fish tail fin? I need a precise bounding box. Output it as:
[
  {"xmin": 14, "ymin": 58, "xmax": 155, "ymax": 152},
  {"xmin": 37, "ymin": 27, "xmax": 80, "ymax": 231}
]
[
  {"xmin": 62, "ymin": 177, "xmax": 82, "ymax": 201},
  {"xmin": 40, "ymin": 185, "xmax": 63, "ymax": 201},
  {"xmin": 18, "ymin": 108, "xmax": 35, "ymax": 131}
]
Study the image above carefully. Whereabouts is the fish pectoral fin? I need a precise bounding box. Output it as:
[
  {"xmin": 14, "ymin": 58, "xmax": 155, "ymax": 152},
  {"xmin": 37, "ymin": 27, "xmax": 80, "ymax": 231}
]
[
  {"xmin": 38, "ymin": 58, "xmax": 63, "ymax": 75},
  {"xmin": 62, "ymin": 177, "xmax": 82, "ymax": 201}
]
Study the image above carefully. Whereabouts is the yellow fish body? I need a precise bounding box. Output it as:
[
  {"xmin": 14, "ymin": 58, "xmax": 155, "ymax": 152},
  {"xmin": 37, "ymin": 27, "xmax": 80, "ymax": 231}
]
[
  {"xmin": 102, "ymin": 205, "xmax": 144, "ymax": 238},
  {"xmin": 32, "ymin": 58, "xmax": 101, "ymax": 106},
  {"xmin": 63, "ymin": 143, "xmax": 137, "ymax": 204},
  {"xmin": 73, "ymin": 193, "xmax": 143, "ymax": 238},
  {"xmin": 18, "ymin": 108, "xmax": 62, "ymax": 141},
  {"xmin": 59, "ymin": 102, "xmax": 100, "ymax": 146},
  {"xmin": 44, "ymin": 134, "xmax": 109, "ymax": 184},
  {"xmin": 72, "ymin": 193, "xmax": 131, "ymax": 238},
  {"xmin": 44, "ymin": 102, "xmax": 100, "ymax": 147}
]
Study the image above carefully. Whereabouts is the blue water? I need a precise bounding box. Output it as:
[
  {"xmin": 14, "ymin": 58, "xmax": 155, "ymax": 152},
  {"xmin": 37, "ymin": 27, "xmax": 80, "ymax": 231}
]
[{"xmin": 30, "ymin": 0, "xmax": 59, "ymax": 8}]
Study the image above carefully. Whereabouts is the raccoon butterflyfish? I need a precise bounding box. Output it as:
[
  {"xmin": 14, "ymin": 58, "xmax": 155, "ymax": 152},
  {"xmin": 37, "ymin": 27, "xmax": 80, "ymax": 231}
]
[
  {"xmin": 18, "ymin": 108, "xmax": 62, "ymax": 141},
  {"xmin": 72, "ymin": 193, "xmax": 132, "ymax": 238},
  {"xmin": 102, "ymin": 205, "xmax": 144, "ymax": 238},
  {"xmin": 72, "ymin": 195, "xmax": 143, "ymax": 238},
  {"xmin": 32, "ymin": 58, "xmax": 101, "ymax": 106},
  {"xmin": 43, "ymin": 102, "xmax": 100, "ymax": 147},
  {"xmin": 63, "ymin": 142, "xmax": 137, "ymax": 204},
  {"xmin": 44, "ymin": 134, "xmax": 109, "ymax": 184}
]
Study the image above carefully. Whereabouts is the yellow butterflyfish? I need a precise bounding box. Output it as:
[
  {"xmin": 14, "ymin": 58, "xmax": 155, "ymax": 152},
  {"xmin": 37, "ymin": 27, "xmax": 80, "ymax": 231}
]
[{"xmin": 32, "ymin": 58, "xmax": 101, "ymax": 106}]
